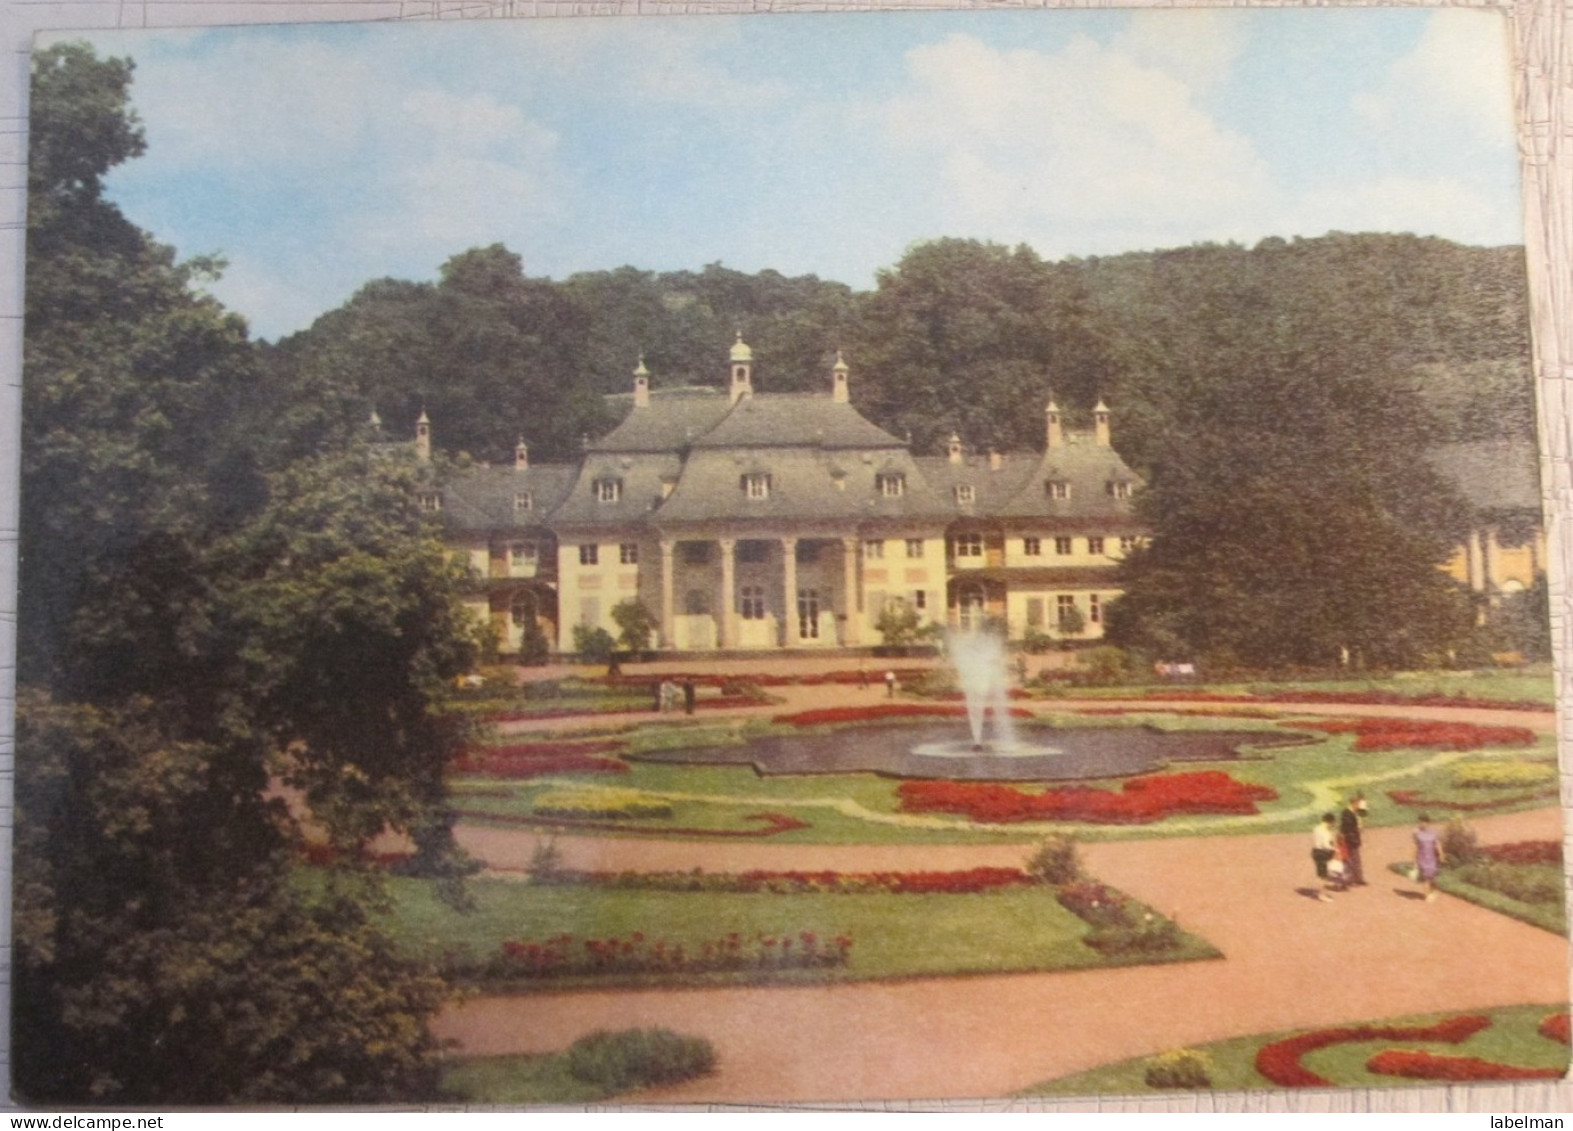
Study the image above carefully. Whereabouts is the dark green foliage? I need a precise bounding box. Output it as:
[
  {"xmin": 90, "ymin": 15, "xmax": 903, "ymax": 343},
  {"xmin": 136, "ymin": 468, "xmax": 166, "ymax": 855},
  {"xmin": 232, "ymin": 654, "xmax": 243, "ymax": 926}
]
[
  {"xmin": 610, "ymin": 598, "xmax": 658, "ymax": 653},
  {"xmin": 1453, "ymin": 861, "xmax": 1564, "ymax": 905},
  {"xmin": 573, "ymin": 624, "xmax": 617, "ymax": 663},
  {"xmin": 1026, "ymin": 835, "xmax": 1083, "ymax": 885},
  {"xmin": 874, "ymin": 600, "xmax": 924, "ymax": 648},
  {"xmin": 565, "ymin": 1029, "xmax": 717, "ymax": 1093},
  {"xmin": 1442, "ymin": 820, "xmax": 1483, "ymax": 866},
  {"xmin": 1084, "ymin": 918, "xmax": 1181, "ymax": 956},
  {"xmin": 1144, "ymin": 1049, "xmax": 1214, "ymax": 1089}
]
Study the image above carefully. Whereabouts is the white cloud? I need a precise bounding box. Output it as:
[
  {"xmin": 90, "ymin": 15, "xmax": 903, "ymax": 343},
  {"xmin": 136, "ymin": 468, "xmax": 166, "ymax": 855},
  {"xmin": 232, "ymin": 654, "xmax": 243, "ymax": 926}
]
[
  {"xmin": 876, "ymin": 33, "xmax": 1272, "ymax": 236},
  {"xmin": 1112, "ymin": 9, "xmax": 1247, "ymax": 94},
  {"xmin": 1353, "ymin": 9, "xmax": 1517, "ymax": 148},
  {"xmin": 1289, "ymin": 175, "xmax": 1520, "ymax": 246}
]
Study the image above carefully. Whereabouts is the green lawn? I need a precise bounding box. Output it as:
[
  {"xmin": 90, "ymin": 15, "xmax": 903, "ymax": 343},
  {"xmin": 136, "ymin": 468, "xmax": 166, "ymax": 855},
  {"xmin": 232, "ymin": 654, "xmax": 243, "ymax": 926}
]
[
  {"xmin": 1386, "ymin": 860, "xmax": 1568, "ymax": 935},
  {"xmin": 1039, "ymin": 667, "xmax": 1556, "ymax": 707},
  {"xmin": 1024, "ymin": 1003, "xmax": 1570, "ymax": 1095},
  {"xmin": 375, "ymin": 874, "xmax": 1219, "ymax": 991},
  {"xmin": 441, "ymin": 1053, "xmax": 613, "ymax": 1104}
]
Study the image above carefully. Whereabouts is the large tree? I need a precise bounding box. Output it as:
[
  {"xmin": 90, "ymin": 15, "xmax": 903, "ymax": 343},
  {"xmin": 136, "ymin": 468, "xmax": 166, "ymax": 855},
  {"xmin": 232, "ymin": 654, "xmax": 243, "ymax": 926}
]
[{"xmin": 16, "ymin": 43, "xmax": 476, "ymax": 1104}]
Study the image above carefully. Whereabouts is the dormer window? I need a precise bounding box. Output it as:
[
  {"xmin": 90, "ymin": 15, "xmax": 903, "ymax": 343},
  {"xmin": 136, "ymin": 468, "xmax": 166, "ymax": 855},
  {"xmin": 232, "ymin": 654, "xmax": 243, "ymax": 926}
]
[
  {"xmin": 595, "ymin": 478, "xmax": 623, "ymax": 503},
  {"xmin": 1046, "ymin": 480, "xmax": 1071, "ymax": 500},
  {"xmin": 877, "ymin": 472, "xmax": 906, "ymax": 498},
  {"xmin": 1108, "ymin": 481, "xmax": 1132, "ymax": 499},
  {"xmin": 742, "ymin": 472, "xmax": 772, "ymax": 500},
  {"xmin": 513, "ymin": 491, "xmax": 532, "ymax": 513},
  {"xmin": 418, "ymin": 491, "xmax": 442, "ymax": 513},
  {"xmin": 954, "ymin": 485, "xmax": 976, "ymax": 504}
]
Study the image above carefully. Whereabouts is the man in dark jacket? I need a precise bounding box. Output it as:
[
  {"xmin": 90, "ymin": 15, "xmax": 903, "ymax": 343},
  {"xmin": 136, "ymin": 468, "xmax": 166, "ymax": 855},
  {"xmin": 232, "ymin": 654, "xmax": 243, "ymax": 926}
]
[{"xmin": 1339, "ymin": 794, "xmax": 1368, "ymax": 886}]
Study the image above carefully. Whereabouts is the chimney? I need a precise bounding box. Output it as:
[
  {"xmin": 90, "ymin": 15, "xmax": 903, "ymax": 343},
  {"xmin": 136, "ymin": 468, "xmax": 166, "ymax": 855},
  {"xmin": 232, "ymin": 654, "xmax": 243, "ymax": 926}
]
[
  {"xmin": 831, "ymin": 351, "xmax": 849, "ymax": 403},
  {"xmin": 1094, "ymin": 399, "xmax": 1111, "ymax": 447},
  {"xmin": 514, "ymin": 437, "xmax": 529, "ymax": 470},
  {"xmin": 633, "ymin": 355, "xmax": 650, "ymax": 408},
  {"xmin": 947, "ymin": 432, "xmax": 963, "ymax": 465},
  {"xmin": 729, "ymin": 332, "xmax": 753, "ymax": 404},
  {"xmin": 1045, "ymin": 399, "xmax": 1063, "ymax": 450},
  {"xmin": 989, "ymin": 449, "xmax": 1002, "ymax": 472},
  {"xmin": 415, "ymin": 409, "xmax": 431, "ymax": 463}
]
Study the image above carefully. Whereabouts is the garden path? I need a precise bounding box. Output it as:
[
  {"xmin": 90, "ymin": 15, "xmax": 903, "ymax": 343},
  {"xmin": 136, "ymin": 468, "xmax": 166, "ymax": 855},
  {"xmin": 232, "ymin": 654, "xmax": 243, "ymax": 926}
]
[{"xmin": 432, "ymin": 806, "xmax": 1569, "ymax": 1102}]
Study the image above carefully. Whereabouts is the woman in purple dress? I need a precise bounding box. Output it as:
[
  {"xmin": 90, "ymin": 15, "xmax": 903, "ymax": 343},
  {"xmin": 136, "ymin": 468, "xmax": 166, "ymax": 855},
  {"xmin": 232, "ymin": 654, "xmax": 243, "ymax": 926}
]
[{"xmin": 1413, "ymin": 814, "xmax": 1445, "ymax": 902}]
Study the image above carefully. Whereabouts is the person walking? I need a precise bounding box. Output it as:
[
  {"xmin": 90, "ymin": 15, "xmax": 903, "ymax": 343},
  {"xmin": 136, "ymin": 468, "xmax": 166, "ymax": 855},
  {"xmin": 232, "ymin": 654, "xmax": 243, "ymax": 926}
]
[
  {"xmin": 1312, "ymin": 812, "xmax": 1344, "ymax": 901},
  {"xmin": 1413, "ymin": 813, "xmax": 1445, "ymax": 902},
  {"xmin": 1339, "ymin": 794, "xmax": 1368, "ymax": 886},
  {"xmin": 884, "ymin": 670, "xmax": 897, "ymax": 698},
  {"xmin": 683, "ymin": 679, "xmax": 696, "ymax": 716}
]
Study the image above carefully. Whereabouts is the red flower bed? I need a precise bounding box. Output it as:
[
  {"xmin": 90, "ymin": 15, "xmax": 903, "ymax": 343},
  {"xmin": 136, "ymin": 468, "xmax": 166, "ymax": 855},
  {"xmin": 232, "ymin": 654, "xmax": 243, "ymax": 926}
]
[
  {"xmin": 453, "ymin": 738, "xmax": 631, "ymax": 780},
  {"xmin": 1483, "ymin": 840, "xmax": 1564, "ymax": 866},
  {"xmin": 897, "ymin": 771, "xmax": 1278, "ymax": 825},
  {"xmin": 553, "ymin": 866, "xmax": 1032, "ymax": 895},
  {"xmin": 774, "ymin": 703, "xmax": 1033, "ymax": 727},
  {"xmin": 1297, "ymin": 717, "xmax": 1536, "ymax": 751},
  {"xmin": 1134, "ymin": 689, "xmax": 1547, "ymax": 712},
  {"xmin": 1539, "ymin": 1013, "xmax": 1571, "ymax": 1045},
  {"xmin": 1387, "ymin": 788, "xmax": 1554, "ymax": 812},
  {"xmin": 1366, "ymin": 1049, "xmax": 1564, "ymax": 1082},
  {"xmin": 1254, "ymin": 1015, "xmax": 1491, "ymax": 1087}
]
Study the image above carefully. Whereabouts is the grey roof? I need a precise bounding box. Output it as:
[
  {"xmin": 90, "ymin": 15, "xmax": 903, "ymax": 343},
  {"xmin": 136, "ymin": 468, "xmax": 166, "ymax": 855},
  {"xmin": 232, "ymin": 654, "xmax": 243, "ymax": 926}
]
[
  {"xmin": 440, "ymin": 465, "xmax": 577, "ymax": 533},
  {"xmin": 589, "ymin": 387, "xmax": 734, "ymax": 453},
  {"xmin": 691, "ymin": 394, "xmax": 905, "ymax": 450},
  {"xmin": 655, "ymin": 448, "xmax": 953, "ymax": 526},
  {"xmin": 989, "ymin": 438, "xmax": 1142, "ymax": 521},
  {"xmin": 549, "ymin": 452, "xmax": 685, "ymax": 528},
  {"xmin": 1427, "ymin": 440, "xmax": 1542, "ymax": 514},
  {"xmin": 913, "ymin": 453, "xmax": 1043, "ymax": 517}
]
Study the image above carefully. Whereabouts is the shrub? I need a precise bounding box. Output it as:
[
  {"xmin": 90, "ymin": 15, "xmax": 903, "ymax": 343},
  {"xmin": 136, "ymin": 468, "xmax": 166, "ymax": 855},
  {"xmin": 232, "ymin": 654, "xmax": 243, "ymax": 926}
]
[
  {"xmin": 1026, "ymin": 835, "xmax": 1082, "ymax": 885},
  {"xmin": 528, "ymin": 838, "xmax": 563, "ymax": 882},
  {"xmin": 1084, "ymin": 917, "xmax": 1180, "ymax": 956},
  {"xmin": 1451, "ymin": 761, "xmax": 1557, "ymax": 789},
  {"xmin": 572, "ymin": 624, "xmax": 617, "ymax": 664},
  {"xmin": 566, "ymin": 1029, "xmax": 717, "ymax": 1093},
  {"xmin": 1441, "ymin": 820, "xmax": 1483, "ymax": 866},
  {"xmin": 610, "ymin": 599, "xmax": 658, "ymax": 654},
  {"xmin": 1144, "ymin": 1048, "xmax": 1213, "ymax": 1089}
]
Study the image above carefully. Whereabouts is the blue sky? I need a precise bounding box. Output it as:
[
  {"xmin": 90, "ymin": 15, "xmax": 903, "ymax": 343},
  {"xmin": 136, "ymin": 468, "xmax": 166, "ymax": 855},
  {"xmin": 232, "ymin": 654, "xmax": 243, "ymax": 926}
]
[{"xmin": 53, "ymin": 9, "xmax": 1523, "ymax": 341}]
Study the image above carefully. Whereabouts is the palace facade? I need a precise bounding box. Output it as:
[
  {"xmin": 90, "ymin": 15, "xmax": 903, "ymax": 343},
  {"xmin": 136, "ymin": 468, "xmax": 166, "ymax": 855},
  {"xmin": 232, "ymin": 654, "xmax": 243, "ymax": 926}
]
[{"xmin": 435, "ymin": 338, "xmax": 1146, "ymax": 655}]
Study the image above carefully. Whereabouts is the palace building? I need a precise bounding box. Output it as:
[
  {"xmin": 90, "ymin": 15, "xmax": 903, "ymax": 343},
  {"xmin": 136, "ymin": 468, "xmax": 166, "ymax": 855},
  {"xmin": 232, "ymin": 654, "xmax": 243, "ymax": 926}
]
[{"xmin": 435, "ymin": 338, "xmax": 1146, "ymax": 655}]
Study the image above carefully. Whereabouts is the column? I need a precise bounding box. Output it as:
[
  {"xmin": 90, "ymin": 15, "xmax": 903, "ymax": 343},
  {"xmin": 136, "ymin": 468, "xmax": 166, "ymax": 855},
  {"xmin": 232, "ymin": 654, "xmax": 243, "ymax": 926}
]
[
  {"xmin": 781, "ymin": 537, "xmax": 798, "ymax": 648},
  {"xmin": 1483, "ymin": 526, "xmax": 1499, "ymax": 599},
  {"xmin": 660, "ymin": 539, "xmax": 676, "ymax": 649},
  {"xmin": 841, "ymin": 537, "xmax": 861, "ymax": 647},
  {"xmin": 719, "ymin": 537, "xmax": 737, "ymax": 650},
  {"xmin": 1466, "ymin": 529, "xmax": 1485, "ymax": 592}
]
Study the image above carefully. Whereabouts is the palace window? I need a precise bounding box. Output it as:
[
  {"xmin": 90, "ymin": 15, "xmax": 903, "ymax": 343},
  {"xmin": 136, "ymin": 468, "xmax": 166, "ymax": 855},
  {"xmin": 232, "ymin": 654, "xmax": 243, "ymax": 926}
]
[
  {"xmin": 513, "ymin": 491, "xmax": 532, "ymax": 513},
  {"xmin": 1057, "ymin": 594, "xmax": 1078, "ymax": 626},
  {"xmin": 1108, "ymin": 481, "xmax": 1132, "ymax": 499},
  {"xmin": 905, "ymin": 538, "xmax": 924, "ymax": 559},
  {"xmin": 509, "ymin": 542, "xmax": 537, "ymax": 565},
  {"xmin": 864, "ymin": 539, "xmax": 884, "ymax": 560},
  {"xmin": 595, "ymin": 478, "xmax": 623, "ymax": 503},
  {"xmin": 739, "ymin": 584, "xmax": 766, "ymax": 620},
  {"xmin": 1089, "ymin": 593, "xmax": 1102, "ymax": 624},
  {"xmin": 954, "ymin": 485, "xmax": 975, "ymax": 504},
  {"xmin": 954, "ymin": 533, "xmax": 983, "ymax": 558},
  {"xmin": 912, "ymin": 589, "xmax": 927, "ymax": 610},
  {"xmin": 683, "ymin": 542, "xmax": 712, "ymax": 566},
  {"xmin": 1023, "ymin": 537, "xmax": 1042, "ymax": 557},
  {"xmin": 620, "ymin": 543, "xmax": 639, "ymax": 565},
  {"xmin": 1088, "ymin": 536, "xmax": 1105, "ymax": 555},
  {"xmin": 1055, "ymin": 537, "xmax": 1074, "ymax": 556},
  {"xmin": 418, "ymin": 491, "xmax": 442, "ymax": 512},
  {"xmin": 877, "ymin": 472, "xmax": 906, "ymax": 498},
  {"xmin": 742, "ymin": 472, "xmax": 772, "ymax": 500},
  {"xmin": 1120, "ymin": 536, "xmax": 1138, "ymax": 553},
  {"xmin": 579, "ymin": 544, "xmax": 599, "ymax": 566},
  {"xmin": 1046, "ymin": 480, "xmax": 1071, "ymax": 500}
]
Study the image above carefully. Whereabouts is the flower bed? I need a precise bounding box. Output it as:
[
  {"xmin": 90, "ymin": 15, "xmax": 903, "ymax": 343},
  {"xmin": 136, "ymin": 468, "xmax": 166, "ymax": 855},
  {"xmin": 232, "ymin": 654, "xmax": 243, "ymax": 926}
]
[
  {"xmin": 1483, "ymin": 840, "xmax": 1563, "ymax": 866},
  {"xmin": 772, "ymin": 703, "xmax": 1032, "ymax": 727},
  {"xmin": 1451, "ymin": 760, "xmax": 1558, "ymax": 789},
  {"xmin": 897, "ymin": 771, "xmax": 1278, "ymax": 825},
  {"xmin": 1134, "ymin": 689, "xmax": 1547, "ymax": 712},
  {"xmin": 1365, "ymin": 1049, "xmax": 1564, "ymax": 1082},
  {"xmin": 486, "ymin": 929, "xmax": 852, "ymax": 981},
  {"xmin": 531, "ymin": 865, "xmax": 1031, "ymax": 895},
  {"xmin": 454, "ymin": 739, "xmax": 631, "ymax": 779},
  {"xmin": 1539, "ymin": 1013, "xmax": 1570, "ymax": 1045},
  {"xmin": 1253, "ymin": 1015, "xmax": 1491, "ymax": 1087},
  {"xmin": 1295, "ymin": 717, "xmax": 1536, "ymax": 751},
  {"xmin": 457, "ymin": 808, "xmax": 811, "ymax": 838},
  {"xmin": 1387, "ymin": 788, "xmax": 1556, "ymax": 812},
  {"xmin": 532, "ymin": 788, "xmax": 673, "ymax": 821}
]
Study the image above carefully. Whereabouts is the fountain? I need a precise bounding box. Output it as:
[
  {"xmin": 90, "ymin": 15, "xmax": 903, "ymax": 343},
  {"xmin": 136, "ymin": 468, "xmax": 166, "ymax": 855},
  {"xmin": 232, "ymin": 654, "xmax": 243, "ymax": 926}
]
[{"xmin": 908, "ymin": 629, "xmax": 1062, "ymax": 760}]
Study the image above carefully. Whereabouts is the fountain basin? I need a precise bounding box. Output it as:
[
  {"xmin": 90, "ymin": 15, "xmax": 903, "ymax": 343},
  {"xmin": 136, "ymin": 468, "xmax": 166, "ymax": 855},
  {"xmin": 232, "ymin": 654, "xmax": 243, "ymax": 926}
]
[{"xmin": 632, "ymin": 722, "xmax": 1310, "ymax": 782}]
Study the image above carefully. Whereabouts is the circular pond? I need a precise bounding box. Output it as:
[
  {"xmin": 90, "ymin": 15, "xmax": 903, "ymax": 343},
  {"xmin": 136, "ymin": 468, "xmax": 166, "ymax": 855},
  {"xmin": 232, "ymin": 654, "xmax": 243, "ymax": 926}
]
[{"xmin": 633, "ymin": 721, "xmax": 1311, "ymax": 782}]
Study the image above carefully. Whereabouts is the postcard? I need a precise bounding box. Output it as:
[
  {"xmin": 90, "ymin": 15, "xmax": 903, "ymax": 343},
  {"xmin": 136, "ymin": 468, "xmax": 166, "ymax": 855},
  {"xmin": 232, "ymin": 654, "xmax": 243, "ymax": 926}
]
[{"xmin": 13, "ymin": 7, "xmax": 1568, "ymax": 1107}]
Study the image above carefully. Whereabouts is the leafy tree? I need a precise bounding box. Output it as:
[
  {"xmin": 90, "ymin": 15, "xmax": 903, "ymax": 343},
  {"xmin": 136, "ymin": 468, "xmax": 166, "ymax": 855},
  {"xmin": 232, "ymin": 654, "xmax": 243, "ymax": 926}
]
[
  {"xmin": 874, "ymin": 600, "xmax": 924, "ymax": 648},
  {"xmin": 610, "ymin": 598, "xmax": 658, "ymax": 654},
  {"xmin": 573, "ymin": 624, "xmax": 617, "ymax": 663}
]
